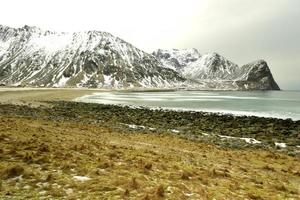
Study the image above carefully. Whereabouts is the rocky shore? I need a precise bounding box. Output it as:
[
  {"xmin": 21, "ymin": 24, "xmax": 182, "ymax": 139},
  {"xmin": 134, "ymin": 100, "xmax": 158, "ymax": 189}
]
[
  {"xmin": 0, "ymin": 101, "xmax": 299, "ymax": 156},
  {"xmin": 1, "ymin": 100, "xmax": 300, "ymax": 199}
]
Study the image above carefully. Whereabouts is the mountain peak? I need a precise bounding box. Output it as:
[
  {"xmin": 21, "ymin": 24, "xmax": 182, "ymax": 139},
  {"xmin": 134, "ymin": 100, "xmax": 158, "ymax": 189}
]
[
  {"xmin": 153, "ymin": 49, "xmax": 280, "ymax": 90},
  {"xmin": 22, "ymin": 25, "xmax": 40, "ymax": 30},
  {"xmin": 239, "ymin": 60, "xmax": 279, "ymax": 90},
  {"xmin": 0, "ymin": 24, "xmax": 185, "ymax": 88},
  {"xmin": 0, "ymin": 25, "xmax": 280, "ymax": 90},
  {"xmin": 206, "ymin": 52, "xmax": 220, "ymax": 57},
  {"xmin": 246, "ymin": 59, "xmax": 267, "ymax": 65}
]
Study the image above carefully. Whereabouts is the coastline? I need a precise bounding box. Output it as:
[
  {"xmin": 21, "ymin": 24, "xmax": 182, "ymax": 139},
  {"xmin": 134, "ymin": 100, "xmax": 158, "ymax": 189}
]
[
  {"xmin": 1, "ymin": 100, "xmax": 299, "ymax": 154},
  {"xmin": 0, "ymin": 88, "xmax": 103, "ymax": 106},
  {"xmin": 0, "ymin": 87, "xmax": 181, "ymax": 106},
  {"xmin": 75, "ymin": 89, "xmax": 300, "ymax": 121},
  {"xmin": 0, "ymin": 88, "xmax": 300, "ymax": 199}
]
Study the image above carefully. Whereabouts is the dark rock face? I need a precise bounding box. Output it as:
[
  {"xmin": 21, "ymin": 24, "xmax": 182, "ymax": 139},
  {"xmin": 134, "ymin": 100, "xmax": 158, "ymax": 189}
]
[
  {"xmin": 153, "ymin": 49, "xmax": 280, "ymax": 90},
  {"xmin": 237, "ymin": 60, "xmax": 280, "ymax": 90}
]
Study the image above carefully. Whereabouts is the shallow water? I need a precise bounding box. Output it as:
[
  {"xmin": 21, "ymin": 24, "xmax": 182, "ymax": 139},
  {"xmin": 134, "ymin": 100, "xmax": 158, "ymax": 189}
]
[{"xmin": 75, "ymin": 90, "xmax": 300, "ymax": 121}]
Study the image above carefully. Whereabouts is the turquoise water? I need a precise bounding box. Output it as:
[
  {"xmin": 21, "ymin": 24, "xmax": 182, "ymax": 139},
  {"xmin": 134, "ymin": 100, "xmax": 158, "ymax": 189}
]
[{"xmin": 76, "ymin": 90, "xmax": 300, "ymax": 121}]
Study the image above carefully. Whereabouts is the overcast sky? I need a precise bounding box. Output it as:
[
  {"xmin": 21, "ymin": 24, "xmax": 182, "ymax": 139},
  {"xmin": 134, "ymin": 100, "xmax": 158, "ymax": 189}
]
[{"xmin": 1, "ymin": 0, "xmax": 299, "ymax": 89}]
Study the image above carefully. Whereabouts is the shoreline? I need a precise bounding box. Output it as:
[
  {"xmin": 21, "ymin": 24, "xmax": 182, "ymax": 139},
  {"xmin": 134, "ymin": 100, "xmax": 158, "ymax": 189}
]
[
  {"xmin": 0, "ymin": 100, "xmax": 299, "ymax": 156},
  {"xmin": 75, "ymin": 98, "xmax": 300, "ymax": 122},
  {"xmin": 1, "ymin": 87, "xmax": 299, "ymax": 121},
  {"xmin": 75, "ymin": 90, "xmax": 300, "ymax": 122},
  {"xmin": 0, "ymin": 88, "xmax": 102, "ymax": 106},
  {"xmin": 1, "ymin": 89, "xmax": 300, "ymax": 198},
  {"xmin": 1, "ymin": 88, "xmax": 300, "ymax": 160}
]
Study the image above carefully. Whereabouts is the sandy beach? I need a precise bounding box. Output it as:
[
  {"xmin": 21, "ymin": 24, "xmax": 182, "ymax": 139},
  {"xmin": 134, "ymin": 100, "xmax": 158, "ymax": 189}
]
[
  {"xmin": 0, "ymin": 88, "xmax": 104, "ymax": 106},
  {"xmin": 0, "ymin": 87, "xmax": 178, "ymax": 106}
]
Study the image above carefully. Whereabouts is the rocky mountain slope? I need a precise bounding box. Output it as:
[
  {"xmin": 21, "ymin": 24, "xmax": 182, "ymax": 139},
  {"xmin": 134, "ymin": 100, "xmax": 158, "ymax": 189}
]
[
  {"xmin": 0, "ymin": 25, "xmax": 184, "ymax": 88},
  {"xmin": 0, "ymin": 25, "xmax": 280, "ymax": 90},
  {"xmin": 153, "ymin": 49, "xmax": 280, "ymax": 90}
]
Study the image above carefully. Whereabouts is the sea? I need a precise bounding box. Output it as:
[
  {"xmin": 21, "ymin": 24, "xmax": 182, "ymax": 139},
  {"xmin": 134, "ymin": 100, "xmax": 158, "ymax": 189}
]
[{"xmin": 75, "ymin": 90, "xmax": 300, "ymax": 121}]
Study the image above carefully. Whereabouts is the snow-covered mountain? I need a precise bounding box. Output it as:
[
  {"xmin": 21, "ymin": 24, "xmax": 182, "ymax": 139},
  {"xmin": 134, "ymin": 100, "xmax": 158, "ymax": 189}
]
[
  {"xmin": 0, "ymin": 25, "xmax": 280, "ymax": 90},
  {"xmin": 0, "ymin": 25, "xmax": 185, "ymax": 88},
  {"xmin": 153, "ymin": 49, "xmax": 280, "ymax": 90}
]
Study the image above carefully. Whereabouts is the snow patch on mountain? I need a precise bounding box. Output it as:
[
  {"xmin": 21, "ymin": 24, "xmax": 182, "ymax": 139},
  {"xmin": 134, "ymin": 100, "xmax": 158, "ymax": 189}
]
[
  {"xmin": 153, "ymin": 49, "xmax": 280, "ymax": 90},
  {"xmin": 0, "ymin": 25, "xmax": 280, "ymax": 90},
  {"xmin": 0, "ymin": 25, "xmax": 185, "ymax": 88}
]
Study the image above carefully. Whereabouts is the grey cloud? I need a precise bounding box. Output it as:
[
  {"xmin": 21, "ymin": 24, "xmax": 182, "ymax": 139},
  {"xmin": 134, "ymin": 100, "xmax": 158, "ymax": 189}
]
[{"xmin": 173, "ymin": 0, "xmax": 300, "ymax": 90}]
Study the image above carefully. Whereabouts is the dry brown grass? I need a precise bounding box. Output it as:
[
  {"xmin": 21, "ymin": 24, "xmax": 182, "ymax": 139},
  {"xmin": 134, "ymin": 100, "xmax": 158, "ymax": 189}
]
[
  {"xmin": 0, "ymin": 165, "xmax": 25, "ymax": 180},
  {"xmin": 0, "ymin": 115, "xmax": 299, "ymax": 199}
]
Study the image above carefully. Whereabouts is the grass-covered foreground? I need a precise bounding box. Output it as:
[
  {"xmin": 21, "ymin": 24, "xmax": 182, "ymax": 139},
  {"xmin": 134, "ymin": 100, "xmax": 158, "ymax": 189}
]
[{"xmin": 0, "ymin": 102, "xmax": 299, "ymax": 199}]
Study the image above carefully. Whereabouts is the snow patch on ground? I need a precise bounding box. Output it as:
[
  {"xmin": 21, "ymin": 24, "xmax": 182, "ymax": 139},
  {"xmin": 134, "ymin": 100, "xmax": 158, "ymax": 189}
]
[
  {"xmin": 240, "ymin": 137, "xmax": 262, "ymax": 144},
  {"xmin": 275, "ymin": 142, "xmax": 287, "ymax": 148},
  {"xmin": 126, "ymin": 124, "xmax": 145, "ymax": 129},
  {"xmin": 122, "ymin": 123, "xmax": 156, "ymax": 131},
  {"xmin": 219, "ymin": 135, "xmax": 261, "ymax": 144},
  {"xmin": 73, "ymin": 175, "xmax": 91, "ymax": 181}
]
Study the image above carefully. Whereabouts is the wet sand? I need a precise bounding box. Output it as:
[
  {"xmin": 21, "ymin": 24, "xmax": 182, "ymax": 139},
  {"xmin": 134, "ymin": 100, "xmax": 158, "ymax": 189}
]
[
  {"xmin": 0, "ymin": 87, "xmax": 178, "ymax": 106},
  {"xmin": 0, "ymin": 88, "xmax": 104, "ymax": 106}
]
